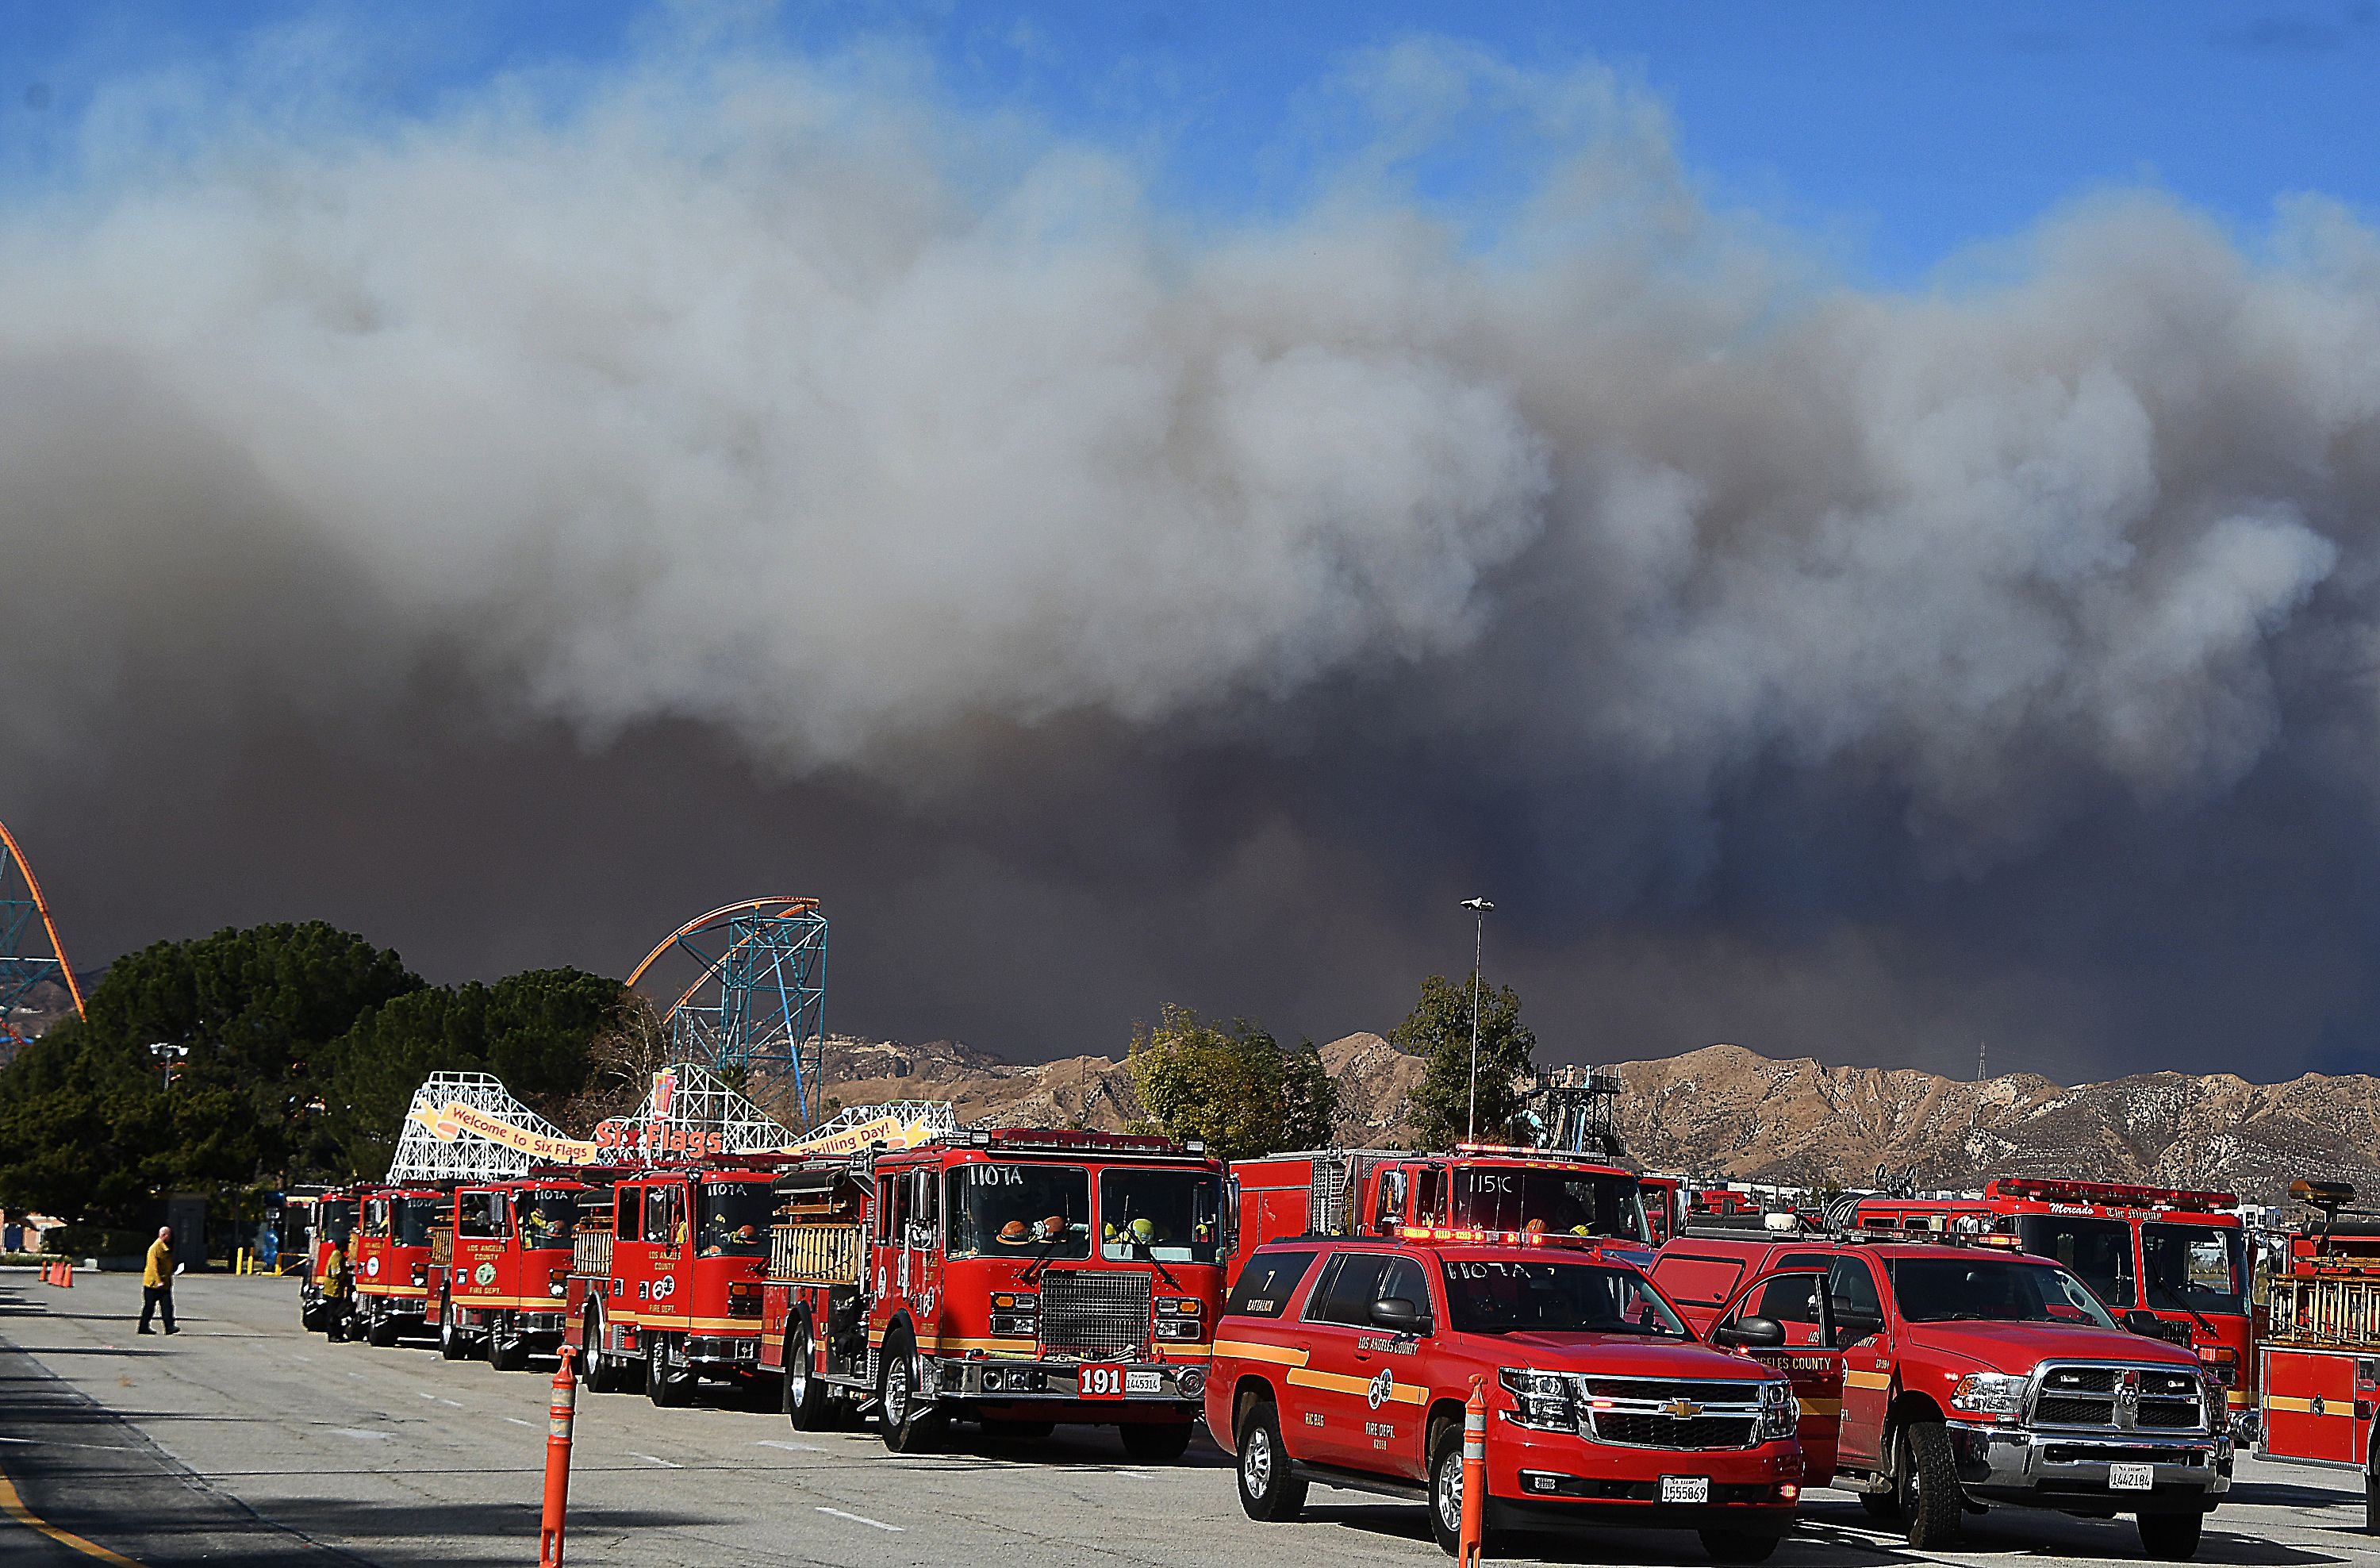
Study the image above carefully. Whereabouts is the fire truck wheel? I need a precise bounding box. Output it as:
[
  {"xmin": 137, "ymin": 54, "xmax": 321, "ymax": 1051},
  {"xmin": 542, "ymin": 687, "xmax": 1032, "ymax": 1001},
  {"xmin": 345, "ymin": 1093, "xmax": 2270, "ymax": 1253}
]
[
  {"xmin": 877, "ymin": 1335, "xmax": 941, "ymax": 1453},
  {"xmin": 582, "ymin": 1309, "xmax": 619, "ymax": 1393},
  {"xmin": 1426, "ymin": 1422, "xmax": 1476, "ymax": 1555},
  {"xmin": 439, "ymin": 1298, "xmax": 468, "ymax": 1360},
  {"xmin": 784, "ymin": 1325, "xmax": 832, "ymax": 1431},
  {"xmin": 1895, "ymin": 1418, "xmax": 1962, "ymax": 1550},
  {"xmin": 647, "ymin": 1335, "xmax": 692, "ymax": 1409},
  {"xmin": 489, "ymin": 1314, "xmax": 528, "ymax": 1372},
  {"xmin": 2136, "ymin": 1510, "xmax": 2204, "ymax": 1560},
  {"xmin": 367, "ymin": 1308, "xmax": 399, "ymax": 1348},
  {"xmin": 1234, "ymin": 1399, "xmax": 1304, "ymax": 1524},
  {"xmin": 1698, "ymin": 1530, "xmax": 1781, "ymax": 1564},
  {"xmin": 1120, "ymin": 1422, "xmax": 1194, "ymax": 1463},
  {"xmin": 2367, "ymin": 1470, "xmax": 2380, "ymax": 1535}
]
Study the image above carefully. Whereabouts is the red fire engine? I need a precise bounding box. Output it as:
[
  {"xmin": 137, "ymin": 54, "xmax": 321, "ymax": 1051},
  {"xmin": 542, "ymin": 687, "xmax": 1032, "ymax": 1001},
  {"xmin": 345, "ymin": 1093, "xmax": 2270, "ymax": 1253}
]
[
  {"xmin": 423, "ymin": 1177, "xmax": 585, "ymax": 1370},
  {"xmin": 1226, "ymin": 1144, "xmax": 1653, "ymax": 1284},
  {"xmin": 1849, "ymin": 1178, "xmax": 2253, "ymax": 1428},
  {"xmin": 563, "ymin": 1161, "xmax": 779, "ymax": 1405},
  {"xmin": 2256, "ymin": 1180, "xmax": 2380, "ymax": 1529},
  {"xmin": 295, "ymin": 1187, "xmax": 355, "ymax": 1333},
  {"xmin": 1638, "ymin": 1173, "xmax": 1685, "ymax": 1244},
  {"xmin": 350, "ymin": 1183, "xmax": 448, "ymax": 1346},
  {"xmin": 759, "ymin": 1128, "xmax": 1225, "ymax": 1459}
]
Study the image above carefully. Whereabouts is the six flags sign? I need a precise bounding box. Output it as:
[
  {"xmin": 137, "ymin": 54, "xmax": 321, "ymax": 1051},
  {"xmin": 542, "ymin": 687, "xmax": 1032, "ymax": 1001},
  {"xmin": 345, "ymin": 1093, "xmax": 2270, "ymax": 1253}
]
[{"xmin": 404, "ymin": 1098, "xmax": 939, "ymax": 1164}]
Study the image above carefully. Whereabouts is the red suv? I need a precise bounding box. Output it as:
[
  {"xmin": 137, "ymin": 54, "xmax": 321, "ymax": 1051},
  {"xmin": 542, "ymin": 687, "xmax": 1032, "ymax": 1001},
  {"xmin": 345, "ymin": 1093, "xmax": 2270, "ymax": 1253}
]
[{"xmin": 1206, "ymin": 1237, "xmax": 1806, "ymax": 1560}]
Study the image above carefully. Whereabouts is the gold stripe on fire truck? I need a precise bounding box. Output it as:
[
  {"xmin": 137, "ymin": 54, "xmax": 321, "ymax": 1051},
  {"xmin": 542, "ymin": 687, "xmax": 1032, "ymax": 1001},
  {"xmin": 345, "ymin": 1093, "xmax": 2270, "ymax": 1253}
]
[
  {"xmin": 2264, "ymin": 1396, "xmax": 2351, "ymax": 1417},
  {"xmin": 1843, "ymin": 1370, "xmax": 1892, "ymax": 1390},
  {"xmin": 1213, "ymin": 1339, "xmax": 1308, "ymax": 1367},
  {"xmin": 1285, "ymin": 1367, "xmax": 1427, "ymax": 1405},
  {"xmin": 1796, "ymin": 1397, "xmax": 1842, "ymax": 1416}
]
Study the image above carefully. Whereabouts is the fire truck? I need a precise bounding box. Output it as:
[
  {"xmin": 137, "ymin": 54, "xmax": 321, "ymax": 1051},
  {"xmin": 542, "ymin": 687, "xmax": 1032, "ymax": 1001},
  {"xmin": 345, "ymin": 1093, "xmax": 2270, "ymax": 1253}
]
[
  {"xmin": 349, "ymin": 1183, "xmax": 448, "ymax": 1346},
  {"xmin": 563, "ymin": 1161, "xmax": 780, "ymax": 1405},
  {"xmin": 294, "ymin": 1187, "xmax": 355, "ymax": 1332},
  {"xmin": 1849, "ymin": 1179, "xmax": 2253, "ymax": 1428},
  {"xmin": 758, "ymin": 1128, "xmax": 1226, "ymax": 1459},
  {"xmin": 1226, "ymin": 1144, "xmax": 1653, "ymax": 1283},
  {"xmin": 423, "ymin": 1177, "xmax": 585, "ymax": 1370},
  {"xmin": 2255, "ymin": 1180, "xmax": 2380, "ymax": 1530},
  {"xmin": 1638, "ymin": 1173, "xmax": 1685, "ymax": 1244}
]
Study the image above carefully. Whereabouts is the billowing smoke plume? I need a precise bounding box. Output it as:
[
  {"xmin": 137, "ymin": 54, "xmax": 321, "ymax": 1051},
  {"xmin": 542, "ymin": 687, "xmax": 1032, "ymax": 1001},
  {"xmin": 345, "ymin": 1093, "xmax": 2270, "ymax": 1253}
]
[{"xmin": 6, "ymin": 37, "xmax": 2380, "ymax": 1078}]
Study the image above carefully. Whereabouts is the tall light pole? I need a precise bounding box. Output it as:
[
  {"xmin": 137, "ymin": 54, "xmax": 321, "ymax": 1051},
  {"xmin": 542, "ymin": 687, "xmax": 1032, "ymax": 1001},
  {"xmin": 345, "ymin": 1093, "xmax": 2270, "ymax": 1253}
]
[
  {"xmin": 148, "ymin": 1040, "xmax": 189, "ymax": 1091},
  {"xmin": 1461, "ymin": 897, "xmax": 1494, "ymax": 1143}
]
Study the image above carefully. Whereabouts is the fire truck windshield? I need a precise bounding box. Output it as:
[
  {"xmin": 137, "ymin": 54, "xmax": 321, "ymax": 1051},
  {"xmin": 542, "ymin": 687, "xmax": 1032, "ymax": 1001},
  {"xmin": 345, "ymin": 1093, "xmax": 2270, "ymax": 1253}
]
[
  {"xmin": 1097, "ymin": 1168, "xmax": 1220, "ymax": 1264},
  {"xmin": 1450, "ymin": 1168, "xmax": 1646, "ymax": 1242},
  {"xmin": 946, "ymin": 1163, "xmax": 1091, "ymax": 1260},
  {"xmin": 318, "ymin": 1201, "xmax": 354, "ymax": 1245},
  {"xmin": 518, "ymin": 1192, "xmax": 575, "ymax": 1248},
  {"xmin": 1439, "ymin": 1259, "xmax": 1687, "ymax": 1337},
  {"xmin": 458, "ymin": 1191, "xmax": 509, "ymax": 1238},
  {"xmin": 2012, "ymin": 1216, "xmax": 2136, "ymax": 1308},
  {"xmin": 697, "ymin": 1182, "xmax": 773, "ymax": 1257},
  {"xmin": 2142, "ymin": 1223, "xmax": 2247, "ymax": 1316},
  {"xmin": 394, "ymin": 1197, "xmax": 440, "ymax": 1248},
  {"xmin": 1884, "ymin": 1258, "xmax": 2120, "ymax": 1328}
]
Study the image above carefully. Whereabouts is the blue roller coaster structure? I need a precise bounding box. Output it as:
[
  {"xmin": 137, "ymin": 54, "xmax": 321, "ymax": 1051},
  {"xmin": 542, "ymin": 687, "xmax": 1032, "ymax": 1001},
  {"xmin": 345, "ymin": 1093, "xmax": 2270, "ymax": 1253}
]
[{"xmin": 626, "ymin": 897, "xmax": 831, "ymax": 1126}]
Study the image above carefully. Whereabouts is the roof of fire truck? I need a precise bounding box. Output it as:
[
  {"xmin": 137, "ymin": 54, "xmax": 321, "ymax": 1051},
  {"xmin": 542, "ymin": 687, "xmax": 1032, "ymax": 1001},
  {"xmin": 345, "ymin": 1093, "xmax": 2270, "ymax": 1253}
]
[{"xmin": 1858, "ymin": 1178, "xmax": 2239, "ymax": 1213}]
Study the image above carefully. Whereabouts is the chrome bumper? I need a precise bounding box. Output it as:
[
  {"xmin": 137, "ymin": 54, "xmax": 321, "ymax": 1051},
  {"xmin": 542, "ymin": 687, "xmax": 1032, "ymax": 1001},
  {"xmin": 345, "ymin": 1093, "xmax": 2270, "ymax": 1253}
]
[
  {"xmin": 930, "ymin": 1357, "xmax": 1207, "ymax": 1404},
  {"xmin": 1947, "ymin": 1420, "xmax": 2229, "ymax": 1510}
]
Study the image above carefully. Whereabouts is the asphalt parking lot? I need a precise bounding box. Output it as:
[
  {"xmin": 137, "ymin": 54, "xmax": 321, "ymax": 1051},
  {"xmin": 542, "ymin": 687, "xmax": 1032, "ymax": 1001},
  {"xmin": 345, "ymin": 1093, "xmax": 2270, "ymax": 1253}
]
[{"xmin": 1, "ymin": 1271, "xmax": 2372, "ymax": 1567}]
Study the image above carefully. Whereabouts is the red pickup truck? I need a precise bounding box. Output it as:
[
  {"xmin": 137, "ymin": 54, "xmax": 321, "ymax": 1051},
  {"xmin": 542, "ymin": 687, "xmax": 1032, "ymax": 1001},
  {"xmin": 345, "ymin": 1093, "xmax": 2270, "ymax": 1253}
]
[
  {"xmin": 1207, "ymin": 1235, "xmax": 1804, "ymax": 1561},
  {"xmin": 1663, "ymin": 1235, "xmax": 2230, "ymax": 1558}
]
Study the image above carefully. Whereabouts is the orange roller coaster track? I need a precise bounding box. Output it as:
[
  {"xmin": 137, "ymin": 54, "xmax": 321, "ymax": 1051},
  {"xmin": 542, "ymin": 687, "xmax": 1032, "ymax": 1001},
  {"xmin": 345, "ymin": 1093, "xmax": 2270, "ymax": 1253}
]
[{"xmin": 0, "ymin": 817, "xmax": 86, "ymax": 1043}]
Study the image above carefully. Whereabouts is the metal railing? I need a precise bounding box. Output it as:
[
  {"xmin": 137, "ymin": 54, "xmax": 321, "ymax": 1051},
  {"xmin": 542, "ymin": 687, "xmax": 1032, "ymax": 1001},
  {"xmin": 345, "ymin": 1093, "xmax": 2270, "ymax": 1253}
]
[
  {"xmin": 770, "ymin": 1224, "xmax": 863, "ymax": 1286},
  {"xmin": 574, "ymin": 1228, "xmax": 613, "ymax": 1278}
]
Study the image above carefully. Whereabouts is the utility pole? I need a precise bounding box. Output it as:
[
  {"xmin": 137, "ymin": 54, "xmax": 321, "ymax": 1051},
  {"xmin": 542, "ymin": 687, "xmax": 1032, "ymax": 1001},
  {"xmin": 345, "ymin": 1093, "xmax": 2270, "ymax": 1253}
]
[{"xmin": 1461, "ymin": 897, "xmax": 1494, "ymax": 1143}]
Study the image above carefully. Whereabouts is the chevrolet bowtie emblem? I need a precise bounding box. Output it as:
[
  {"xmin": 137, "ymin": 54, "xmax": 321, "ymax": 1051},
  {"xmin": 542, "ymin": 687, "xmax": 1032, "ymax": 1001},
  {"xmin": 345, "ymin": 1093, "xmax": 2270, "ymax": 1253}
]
[{"xmin": 1663, "ymin": 1397, "xmax": 1704, "ymax": 1420}]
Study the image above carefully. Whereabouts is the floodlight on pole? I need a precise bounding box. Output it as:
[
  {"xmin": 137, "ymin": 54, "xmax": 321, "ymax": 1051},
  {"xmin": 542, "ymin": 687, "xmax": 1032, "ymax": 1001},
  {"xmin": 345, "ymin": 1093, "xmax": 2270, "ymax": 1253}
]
[{"xmin": 1461, "ymin": 897, "xmax": 1494, "ymax": 1142}]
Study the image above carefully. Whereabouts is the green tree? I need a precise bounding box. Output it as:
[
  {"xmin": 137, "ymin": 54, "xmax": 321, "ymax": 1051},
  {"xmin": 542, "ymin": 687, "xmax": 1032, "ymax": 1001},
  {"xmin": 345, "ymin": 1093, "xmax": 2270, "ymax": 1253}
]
[
  {"xmin": 0, "ymin": 922, "xmax": 422, "ymax": 1228},
  {"xmin": 1394, "ymin": 973, "xmax": 1536, "ymax": 1151},
  {"xmin": 1127, "ymin": 1005, "xmax": 1338, "ymax": 1163}
]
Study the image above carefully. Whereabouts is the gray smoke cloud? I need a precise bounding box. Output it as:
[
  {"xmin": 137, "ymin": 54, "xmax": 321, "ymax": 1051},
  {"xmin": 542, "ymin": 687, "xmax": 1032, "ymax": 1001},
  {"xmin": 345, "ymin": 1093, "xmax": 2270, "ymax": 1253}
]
[{"xmin": 6, "ymin": 35, "xmax": 2380, "ymax": 1080}]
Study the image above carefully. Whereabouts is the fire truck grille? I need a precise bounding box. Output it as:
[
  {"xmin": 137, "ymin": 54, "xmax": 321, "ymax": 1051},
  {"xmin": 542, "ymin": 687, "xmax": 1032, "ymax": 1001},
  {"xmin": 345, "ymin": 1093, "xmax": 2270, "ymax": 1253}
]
[
  {"xmin": 2030, "ymin": 1365, "xmax": 2204, "ymax": 1432},
  {"xmin": 1579, "ymin": 1379, "xmax": 1758, "ymax": 1404},
  {"xmin": 1590, "ymin": 1413, "xmax": 1760, "ymax": 1449},
  {"xmin": 1038, "ymin": 1271, "xmax": 1152, "ymax": 1361}
]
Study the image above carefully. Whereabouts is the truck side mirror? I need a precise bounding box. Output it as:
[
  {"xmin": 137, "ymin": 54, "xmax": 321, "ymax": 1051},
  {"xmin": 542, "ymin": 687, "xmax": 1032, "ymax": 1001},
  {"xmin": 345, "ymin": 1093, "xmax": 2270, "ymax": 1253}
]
[
  {"xmin": 1370, "ymin": 1296, "xmax": 1427, "ymax": 1335},
  {"xmin": 2123, "ymin": 1308, "xmax": 2163, "ymax": 1336},
  {"xmin": 1712, "ymin": 1315, "xmax": 1787, "ymax": 1349}
]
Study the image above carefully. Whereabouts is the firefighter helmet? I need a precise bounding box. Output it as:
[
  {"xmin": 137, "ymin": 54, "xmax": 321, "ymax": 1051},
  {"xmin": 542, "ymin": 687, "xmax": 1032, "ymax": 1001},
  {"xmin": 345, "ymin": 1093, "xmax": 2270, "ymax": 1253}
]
[
  {"xmin": 998, "ymin": 1220, "xmax": 1031, "ymax": 1245},
  {"xmin": 1129, "ymin": 1216, "xmax": 1155, "ymax": 1243},
  {"xmin": 1036, "ymin": 1214, "xmax": 1066, "ymax": 1241}
]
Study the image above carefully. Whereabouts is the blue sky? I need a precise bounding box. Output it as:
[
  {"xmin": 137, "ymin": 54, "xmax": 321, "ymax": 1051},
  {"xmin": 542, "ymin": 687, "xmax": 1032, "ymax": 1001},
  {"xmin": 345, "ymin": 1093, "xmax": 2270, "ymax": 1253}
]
[{"xmin": 4, "ymin": 1, "xmax": 2376, "ymax": 282}]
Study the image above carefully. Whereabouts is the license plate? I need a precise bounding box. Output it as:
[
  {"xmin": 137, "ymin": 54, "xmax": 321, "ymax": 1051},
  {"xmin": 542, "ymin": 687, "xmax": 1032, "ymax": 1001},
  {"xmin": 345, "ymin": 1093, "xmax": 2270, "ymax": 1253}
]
[
  {"xmin": 1126, "ymin": 1370, "xmax": 1162, "ymax": 1394},
  {"xmin": 1080, "ymin": 1365, "xmax": 1127, "ymax": 1399},
  {"xmin": 1660, "ymin": 1475, "xmax": 1711, "ymax": 1504},
  {"xmin": 2109, "ymin": 1462, "xmax": 2155, "ymax": 1492}
]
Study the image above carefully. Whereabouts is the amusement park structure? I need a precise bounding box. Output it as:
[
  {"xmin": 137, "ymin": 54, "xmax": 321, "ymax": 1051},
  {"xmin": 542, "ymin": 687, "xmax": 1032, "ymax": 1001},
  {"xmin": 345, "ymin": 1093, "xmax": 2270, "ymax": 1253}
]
[
  {"xmin": 0, "ymin": 817, "xmax": 84, "ymax": 1047},
  {"xmin": 626, "ymin": 898, "xmax": 831, "ymax": 1127}
]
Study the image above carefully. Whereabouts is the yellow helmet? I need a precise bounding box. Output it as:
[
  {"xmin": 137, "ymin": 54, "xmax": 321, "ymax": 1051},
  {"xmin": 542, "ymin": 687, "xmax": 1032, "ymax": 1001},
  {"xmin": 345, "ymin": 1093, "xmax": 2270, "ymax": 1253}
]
[{"xmin": 1129, "ymin": 1216, "xmax": 1155, "ymax": 1243}]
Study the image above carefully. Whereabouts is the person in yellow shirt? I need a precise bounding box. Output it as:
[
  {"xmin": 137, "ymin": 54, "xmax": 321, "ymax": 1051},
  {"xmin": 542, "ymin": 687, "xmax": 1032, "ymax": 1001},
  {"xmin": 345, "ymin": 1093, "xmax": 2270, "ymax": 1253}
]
[{"xmin": 138, "ymin": 1226, "xmax": 178, "ymax": 1335}]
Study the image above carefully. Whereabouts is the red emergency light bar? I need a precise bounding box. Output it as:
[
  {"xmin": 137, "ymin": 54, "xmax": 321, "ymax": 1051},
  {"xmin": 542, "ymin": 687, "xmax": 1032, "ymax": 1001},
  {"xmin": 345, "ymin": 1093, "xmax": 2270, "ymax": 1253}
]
[
  {"xmin": 964, "ymin": 1128, "xmax": 1207, "ymax": 1157},
  {"xmin": 1983, "ymin": 1177, "xmax": 2236, "ymax": 1211},
  {"xmin": 1391, "ymin": 1224, "xmax": 1615, "ymax": 1253}
]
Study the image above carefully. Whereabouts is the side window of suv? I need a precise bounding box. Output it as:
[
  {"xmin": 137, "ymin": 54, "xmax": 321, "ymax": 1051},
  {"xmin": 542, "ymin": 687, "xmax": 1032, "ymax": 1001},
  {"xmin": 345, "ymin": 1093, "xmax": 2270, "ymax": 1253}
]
[
  {"xmin": 1747, "ymin": 1271, "xmax": 1826, "ymax": 1347},
  {"xmin": 1377, "ymin": 1256, "xmax": 1434, "ymax": 1335},
  {"xmin": 1227, "ymin": 1251, "xmax": 1318, "ymax": 1319},
  {"xmin": 1828, "ymin": 1257, "xmax": 1885, "ymax": 1347},
  {"xmin": 1305, "ymin": 1251, "xmax": 1394, "ymax": 1327}
]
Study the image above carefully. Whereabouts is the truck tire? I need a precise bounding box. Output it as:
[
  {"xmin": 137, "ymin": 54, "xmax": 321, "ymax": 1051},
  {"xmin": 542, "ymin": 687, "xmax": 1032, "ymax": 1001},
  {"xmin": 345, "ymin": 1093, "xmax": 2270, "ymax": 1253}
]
[
  {"xmin": 582, "ymin": 1308, "xmax": 619, "ymax": 1393},
  {"xmin": 2367, "ymin": 1469, "xmax": 2380, "ymax": 1535},
  {"xmin": 2137, "ymin": 1511, "xmax": 2203, "ymax": 1560},
  {"xmin": 1120, "ymin": 1422, "xmax": 1194, "ymax": 1463},
  {"xmin": 489, "ymin": 1313, "xmax": 528, "ymax": 1372},
  {"xmin": 1699, "ymin": 1529, "xmax": 1782, "ymax": 1563},
  {"xmin": 1896, "ymin": 1418, "xmax": 1961, "ymax": 1550},
  {"xmin": 1235, "ymin": 1398, "xmax": 1306, "ymax": 1524},
  {"xmin": 784, "ymin": 1324, "xmax": 832, "ymax": 1431},
  {"xmin": 877, "ymin": 1335, "xmax": 937, "ymax": 1452},
  {"xmin": 647, "ymin": 1334, "xmax": 691, "ymax": 1409},
  {"xmin": 367, "ymin": 1306, "xmax": 399, "ymax": 1348},
  {"xmin": 1427, "ymin": 1420, "xmax": 1486, "ymax": 1557},
  {"xmin": 439, "ymin": 1297, "xmax": 468, "ymax": 1360}
]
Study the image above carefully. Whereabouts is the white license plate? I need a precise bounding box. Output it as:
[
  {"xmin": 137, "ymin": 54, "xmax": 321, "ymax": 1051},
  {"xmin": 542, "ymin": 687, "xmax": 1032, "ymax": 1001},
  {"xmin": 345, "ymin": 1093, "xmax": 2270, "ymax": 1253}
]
[
  {"xmin": 2109, "ymin": 1462, "xmax": 2155, "ymax": 1492},
  {"xmin": 1126, "ymin": 1370, "xmax": 1162, "ymax": 1393},
  {"xmin": 1660, "ymin": 1475, "xmax": 1711, "ymax": 1504}
]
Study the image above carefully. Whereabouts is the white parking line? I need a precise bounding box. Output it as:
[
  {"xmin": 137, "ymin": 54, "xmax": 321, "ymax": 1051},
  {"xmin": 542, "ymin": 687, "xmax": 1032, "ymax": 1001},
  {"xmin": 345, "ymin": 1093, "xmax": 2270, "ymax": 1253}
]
[
  {"xmin": 416, "ymin": 1391, "xmax": 437, "ymax": 1401},
  {"xmin": 756, "ymin": 1439, "xmax": 824, "ymax": 1454},
  {"xmin": 438, "ymin": 1398, "xmax": 462, "ymax": 1408},
  {"xmin": 631, "ymin": 1454, "xmax": 683, "ymax": 1468},
  {"xmin": 506, "ymin": 1416, "xmax": 536, "ymax": 1428},
  {"xmin": 816, "ymin": 1506, "xmax": 904, "ymax": 1532}
]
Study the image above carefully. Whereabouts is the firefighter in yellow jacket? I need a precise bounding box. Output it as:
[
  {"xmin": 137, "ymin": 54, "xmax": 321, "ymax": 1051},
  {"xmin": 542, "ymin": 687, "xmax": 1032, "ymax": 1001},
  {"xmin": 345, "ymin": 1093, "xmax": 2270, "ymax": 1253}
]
[{"xmin": 138, "ymin": 1226, "xmax": 178, "ymax": 1335}]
